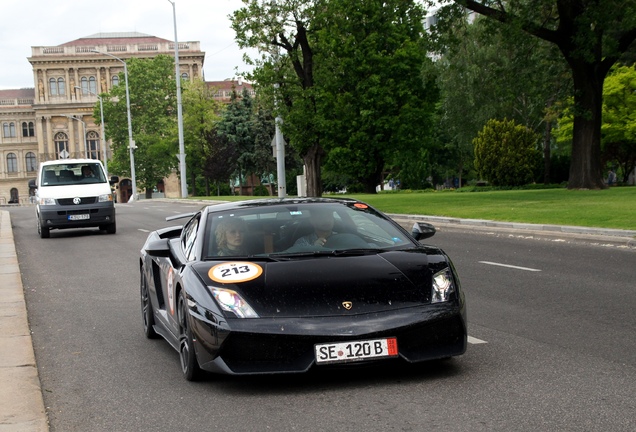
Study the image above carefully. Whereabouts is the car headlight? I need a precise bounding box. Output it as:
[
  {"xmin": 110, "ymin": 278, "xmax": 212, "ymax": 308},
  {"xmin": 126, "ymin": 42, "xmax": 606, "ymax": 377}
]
[
  {"xmin": 210, "ymin": 287, "xmax": 259, "ymax": 318},
  {"xmin": 98, "ymin": 194, "xmax": 113, "ymax": 202},
  {"xmin": 432, "ymin": 268, "xmax": 455, "ymax": 303},
  {"xmin": 39, "ymin": 197, "xmax": 56, "ymax": 206}
]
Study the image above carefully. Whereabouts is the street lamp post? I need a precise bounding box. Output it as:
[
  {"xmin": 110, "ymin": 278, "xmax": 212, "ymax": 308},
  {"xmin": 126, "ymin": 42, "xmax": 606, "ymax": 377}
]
[
  {"xmin": 90, "ymin": 49, "xmax": 137, "ymax": 202},
  {"xmin": 76, "ymin": 86, "xmax": 108, "ymax": 173},
  {"xmin": 65, "ymin": 115, "xmax": 87, "ymax": 158},
  {"xmin": 168, "ymin": 0, "xmax": 188, "ymax": 198}
]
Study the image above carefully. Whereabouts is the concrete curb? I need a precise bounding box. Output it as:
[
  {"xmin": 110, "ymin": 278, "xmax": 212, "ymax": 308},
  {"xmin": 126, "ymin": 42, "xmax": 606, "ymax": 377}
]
[{"xmin": 0, "ymin": 210, "xmax": 48, "ymax": 432}]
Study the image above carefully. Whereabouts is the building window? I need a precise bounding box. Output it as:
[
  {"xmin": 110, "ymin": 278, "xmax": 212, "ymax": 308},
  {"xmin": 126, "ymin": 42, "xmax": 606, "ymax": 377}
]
[
  {"xmin": 87, "ymin": 131, "xmax": 100, "ymax": 160},
  {"xmin": 25, "ymin": 152, "xmax": 37, "ymax": 172},
  {"xmin": 112, "ymin": 75, "xmax": 119, "ymax": 87},
  {"xmin": 49, "ymin": 78, "xmax": 58, "ymax": 96},
  {"xmin": 58, "ymin": 77, "xmax": 66, "ymax": 96},
  {"xmin": 181, "ymin": 72, "xmax": 189, "ymax": 81},
  {"xmin": 54, "ymin": 132, "xmax": 69, "ymax": 159},
  {"xmin": 80, "ymin": 76, "xmax": 97, "ymax": 94},
  {"xmin": 22, "ymin": 122, "xmax": 35, "ymax": 137},
  {"xmin": 47, "ymin": 78, "xmax": 66, "ymax": 96},
  {"xmin": 7, "ymin": 153, "xmax": 18, "ymax": 173},
  {"xmin": 3, "ymin": 122, "xmax": 17, "ymax": 138}
]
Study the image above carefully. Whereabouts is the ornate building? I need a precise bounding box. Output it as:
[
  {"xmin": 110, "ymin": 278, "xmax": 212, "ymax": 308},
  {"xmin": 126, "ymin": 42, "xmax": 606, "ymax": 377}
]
[{"xmin": 0, "ymin": 32, "xmax": 233, "ymax": 204}]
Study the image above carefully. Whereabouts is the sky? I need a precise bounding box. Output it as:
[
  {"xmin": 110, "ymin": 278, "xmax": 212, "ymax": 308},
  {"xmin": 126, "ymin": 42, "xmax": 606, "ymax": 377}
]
[{"xmin": 0, "ymin": 0, "xmax": 256, "ymax": 90}]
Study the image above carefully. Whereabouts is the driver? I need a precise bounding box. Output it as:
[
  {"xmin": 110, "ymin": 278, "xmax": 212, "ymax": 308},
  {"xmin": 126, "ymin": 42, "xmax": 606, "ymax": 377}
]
[{"xmin": 294, "ymin": 208, "xmax": 337, "ymax": 247}]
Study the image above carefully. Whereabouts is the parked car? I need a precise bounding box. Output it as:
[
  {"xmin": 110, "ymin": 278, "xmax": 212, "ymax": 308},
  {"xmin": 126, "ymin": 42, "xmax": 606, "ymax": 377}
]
[{"xmin": 139, "ymin": 198, "xmax": 467, "ymax": 380}]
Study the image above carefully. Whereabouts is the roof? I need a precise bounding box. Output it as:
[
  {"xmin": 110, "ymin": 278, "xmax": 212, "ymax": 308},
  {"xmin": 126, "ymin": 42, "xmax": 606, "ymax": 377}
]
[
  {"xmin": 0, "ymin": 88, "xmax": 35, "ymax": 98},
  {"xmin": 205, "ymin": 80, "xmax": 253, "ymax": 92},
  {"xmin": 59, "ymin": 32, "xmax": 171, "ymax": 47}
]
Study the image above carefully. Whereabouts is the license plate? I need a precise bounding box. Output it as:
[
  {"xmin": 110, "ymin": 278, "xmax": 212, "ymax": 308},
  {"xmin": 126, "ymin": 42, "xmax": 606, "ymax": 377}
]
[
  {"xmin": 315, "ymin": 337, "xmax": 398, "ymax": 365},
  {"xmin": 68, "ymin": 214, "xmax": 89, "ymax": 221}
]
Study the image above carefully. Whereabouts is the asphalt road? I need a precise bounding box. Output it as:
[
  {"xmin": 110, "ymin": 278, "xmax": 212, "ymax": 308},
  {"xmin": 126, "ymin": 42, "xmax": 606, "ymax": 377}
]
[{"xmin": 8, "ymin": 201, "xmax": 636, "ymax": 432}]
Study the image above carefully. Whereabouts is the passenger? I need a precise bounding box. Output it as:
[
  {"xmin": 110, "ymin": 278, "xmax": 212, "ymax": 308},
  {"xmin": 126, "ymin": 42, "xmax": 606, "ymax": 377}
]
[
  {"xmin": 215, "ymin": 218, "xmax": 247, "ymax": 256},
  {"xmin": 294, "ymin": 208, "xmax": 336, "ymax": 247}
]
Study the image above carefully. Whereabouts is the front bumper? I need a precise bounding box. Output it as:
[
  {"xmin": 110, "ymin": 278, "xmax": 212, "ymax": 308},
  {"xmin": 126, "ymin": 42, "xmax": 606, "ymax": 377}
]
[
  {"xmin": 191, "ymin": 303, "xmax": 467, "ymax": 375},
  {"xmin": 38, "ymin": 201, "xmax": 115, "ymax": 229}
]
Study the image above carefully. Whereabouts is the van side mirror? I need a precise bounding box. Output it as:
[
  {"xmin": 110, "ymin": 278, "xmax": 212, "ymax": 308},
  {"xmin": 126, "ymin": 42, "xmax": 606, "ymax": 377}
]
[
  {"xmin": 28, "ymin": 179, "xmax": 37, "ymax": 189},
  {"xmin": 109, "ymin": 176, "xmax": 119, "ymax": 185}
]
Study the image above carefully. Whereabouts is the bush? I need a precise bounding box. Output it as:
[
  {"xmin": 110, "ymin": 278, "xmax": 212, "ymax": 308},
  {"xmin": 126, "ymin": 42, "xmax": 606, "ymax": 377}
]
[
  {"xmin": 253, "ymin": 185, "xmax": 270, "ymax": 196},
  {"xmin": 473, "ymin": 118, "xmax": 542, "ymax": 187}
]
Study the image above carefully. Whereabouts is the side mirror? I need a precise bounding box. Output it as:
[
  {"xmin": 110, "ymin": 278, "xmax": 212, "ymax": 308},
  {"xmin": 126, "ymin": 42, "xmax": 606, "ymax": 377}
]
[
  {"xmin": 145, "ymin": 238, "xmax": 171, "ymax": 258},
  {"xmin": 28, "ymin": 179, "xmax": 37, "ymax": 189},
  {"xmin": 109, "ymin": 176, "xmax": 120, "ymax": 185},
  {"xmin": 411, "ymin": 222, "xmax": 436, "ymax": 240}
]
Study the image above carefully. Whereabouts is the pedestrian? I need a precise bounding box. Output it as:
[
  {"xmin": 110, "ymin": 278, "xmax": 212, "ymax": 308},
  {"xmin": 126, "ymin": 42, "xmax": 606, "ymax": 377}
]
[{"xmin": 607, "ymin": 169, "xmax": 616, "ymax": 186}]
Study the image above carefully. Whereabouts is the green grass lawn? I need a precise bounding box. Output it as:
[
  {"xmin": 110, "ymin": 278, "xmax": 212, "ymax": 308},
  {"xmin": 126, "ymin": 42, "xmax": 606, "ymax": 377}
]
[{"xmin": 191, "ymin": 186, "xmax": 636, "ymax": 231}]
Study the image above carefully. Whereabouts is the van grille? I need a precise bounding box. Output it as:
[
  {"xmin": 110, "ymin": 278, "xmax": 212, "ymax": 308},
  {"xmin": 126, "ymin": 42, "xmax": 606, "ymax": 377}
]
[{"xmin": 58, "ymin": 197, "xmax": 97, "ymax": 205}]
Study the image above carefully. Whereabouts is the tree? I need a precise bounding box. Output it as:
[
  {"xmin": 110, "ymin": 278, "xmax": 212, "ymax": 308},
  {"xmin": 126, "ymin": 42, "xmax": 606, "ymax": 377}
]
[
  {"xmin": 432, "ymin": 13, "xmax": 571, "ymax": 186},
  {"xmin": 316, "ymin": 0, "xmax": 437, "ymax": 193},
  {"xmin": 601, "ymin": 65, "xmax": 636, "ymax": 182},
  {"xmin": 232, "ymin": 0, "xmax": 325, "ymax": 196},
  {"xmin": 98, "ymin": 55, "xmax": 178, "ymax": 195},
  {"xmin": 473, "ymin": 118, "xmax": 541, "ymax": 186},
  {"xmin": 182, "ymin": 79, "xmax": 222, "ymax": 196},
  {"xmin": 443, "ymin": 0, "xmax": 636, "ymax": 189},
  {"xmin": 216, "ymin": 88, "xmax": 265, "ymax": 194}
]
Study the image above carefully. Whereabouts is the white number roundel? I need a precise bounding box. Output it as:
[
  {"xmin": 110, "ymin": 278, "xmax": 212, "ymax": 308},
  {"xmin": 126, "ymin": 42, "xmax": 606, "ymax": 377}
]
[{"xmin": 208, "ymin": 262, "xmax": 263, "ymax": 284}]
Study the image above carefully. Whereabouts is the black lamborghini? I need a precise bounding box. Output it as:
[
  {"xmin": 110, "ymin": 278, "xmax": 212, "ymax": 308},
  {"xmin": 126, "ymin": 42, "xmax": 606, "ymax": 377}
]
[{"xmin": 139, "ymin": 198, "xmax": 467, "ymax": 380}]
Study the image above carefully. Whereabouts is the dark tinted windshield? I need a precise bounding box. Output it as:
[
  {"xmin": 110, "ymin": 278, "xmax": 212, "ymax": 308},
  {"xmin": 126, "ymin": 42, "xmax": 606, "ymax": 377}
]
[{"xmin": 203, "ymin": 202, "xmax": 415, "ymax": 258}]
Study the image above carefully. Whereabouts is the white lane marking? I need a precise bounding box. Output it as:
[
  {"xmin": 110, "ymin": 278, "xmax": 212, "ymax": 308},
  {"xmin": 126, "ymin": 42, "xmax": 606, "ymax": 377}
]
[
  {"xmin": 138, "ymin": 229, "xmax": 150, "ymax": 233},
  {"xmin": 479, "ymin": 261, "xmax": 541, "ymax": 272},
  {"xmin": 468, "ymin": 336, "xmax": 487, "ymax": 344}
]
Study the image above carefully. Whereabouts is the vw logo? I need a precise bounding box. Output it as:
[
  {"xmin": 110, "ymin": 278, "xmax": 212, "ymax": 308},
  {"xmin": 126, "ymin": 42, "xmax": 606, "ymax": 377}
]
[
  {"xmin": 342, "ymin": 301, "xmax": 353, "ymax": 310},
  {"xmin": 73, "ymin": 197, "xmax": 82, "ymax": 205}
]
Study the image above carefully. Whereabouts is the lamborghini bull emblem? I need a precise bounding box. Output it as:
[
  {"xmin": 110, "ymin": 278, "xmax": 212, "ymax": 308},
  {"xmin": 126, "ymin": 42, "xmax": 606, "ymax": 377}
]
[{"xmin": 342, "ymin": 301, "xmax": 353, "ymax": 310}]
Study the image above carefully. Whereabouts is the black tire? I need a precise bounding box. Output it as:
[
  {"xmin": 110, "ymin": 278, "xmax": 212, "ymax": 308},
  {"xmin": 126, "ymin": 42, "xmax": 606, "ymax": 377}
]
[
  {"xmin": 38, "ymin": 219, "xmax": 50, "ymax": 239},
  {"xmin": 105, "ymin": 221, "xmax": 116, "ymax": 234},
  {"xmin": 140, "ymin": 271, "xmax": 159, "ymax": 339},
  {"xmin": 178, "ymin": 291, "xmax": 203, "ymax": 381}
]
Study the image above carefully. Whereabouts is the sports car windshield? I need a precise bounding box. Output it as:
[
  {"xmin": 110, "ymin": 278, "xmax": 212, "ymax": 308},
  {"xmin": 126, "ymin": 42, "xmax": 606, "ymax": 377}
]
[{"xmin": 203, "ymin": 202, "xmax": 415, "ymax": 259}]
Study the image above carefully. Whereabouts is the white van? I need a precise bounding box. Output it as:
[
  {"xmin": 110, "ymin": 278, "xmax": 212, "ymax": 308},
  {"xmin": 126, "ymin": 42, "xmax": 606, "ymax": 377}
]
[{"xmin": 30, "ymin": 159, "xmax": 119, "ymax": 238}]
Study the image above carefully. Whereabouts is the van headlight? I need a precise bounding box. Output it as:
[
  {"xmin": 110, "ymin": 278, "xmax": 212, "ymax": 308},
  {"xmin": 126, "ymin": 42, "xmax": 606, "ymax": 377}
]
[
  {"xmin": 98, "ymin": 194, "xmax": 113, "ymax": 202},
  {"xmin": 38, "ymin": 197, "xmax": 56, "ymax": 206}
]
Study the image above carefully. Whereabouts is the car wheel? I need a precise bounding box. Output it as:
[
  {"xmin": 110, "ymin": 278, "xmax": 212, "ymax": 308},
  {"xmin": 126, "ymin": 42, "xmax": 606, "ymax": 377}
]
[
  {"xmin": 38, "ymin": 219, "xmax": 50, "ymax": 239},
  {"xmin": 178, "ymin": 291, "xmax": 203, "ymax": 381},
  {"xmin": 140, "ymin": 271, "xmax": 159, "ymax": 339}
]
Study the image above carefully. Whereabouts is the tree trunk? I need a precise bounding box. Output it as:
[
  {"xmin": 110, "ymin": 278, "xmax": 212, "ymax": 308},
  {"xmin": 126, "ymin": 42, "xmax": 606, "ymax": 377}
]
[
  {"xmin": 567, "ymin": 63, "xmax": 606, "ymax": 189},
  {"xmin": 303, "ymin": 143, "xmax": 324, "ymax": 197}
]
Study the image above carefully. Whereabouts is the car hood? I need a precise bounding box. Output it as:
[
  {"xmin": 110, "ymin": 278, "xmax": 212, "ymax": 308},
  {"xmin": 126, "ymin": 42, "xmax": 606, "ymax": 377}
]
[{"xmin": 193, "ymin": 250, "xmax": 441, "ymax": 318}]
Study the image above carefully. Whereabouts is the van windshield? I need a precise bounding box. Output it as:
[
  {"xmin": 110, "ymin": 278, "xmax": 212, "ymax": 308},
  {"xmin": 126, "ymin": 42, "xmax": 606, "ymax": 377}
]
[{"xmin": 41, "ymin": 163, "xmax": 106, "ymax": 186}]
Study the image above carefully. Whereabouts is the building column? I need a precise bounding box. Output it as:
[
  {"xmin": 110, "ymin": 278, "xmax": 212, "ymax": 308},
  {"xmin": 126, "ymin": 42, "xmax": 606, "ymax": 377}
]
[
  {"xmin": 45, "ymin": 117, "xmax": 53, "ymax": 160},
  {"xmin": 65, "ymin": 68, "xmax": 71, "ymax": 101}
]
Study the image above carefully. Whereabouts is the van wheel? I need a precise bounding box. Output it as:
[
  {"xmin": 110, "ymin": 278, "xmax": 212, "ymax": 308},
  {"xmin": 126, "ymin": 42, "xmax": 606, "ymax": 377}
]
[
  {"xmin": 105, "ymin": 222, "xmax": 116, "ymax": 234},
  {"xmin": 38, "ymin": 221, "xmax": 50, "ymax": 239}
]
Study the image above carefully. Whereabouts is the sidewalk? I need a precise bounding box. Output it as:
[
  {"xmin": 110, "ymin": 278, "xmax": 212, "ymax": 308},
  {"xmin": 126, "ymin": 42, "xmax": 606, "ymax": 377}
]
[
  {"xmin": 0, "ymin": 207, "xmax": 634, "ymax": 432},
  {"xmin": 0, "ymin": 210, "xmax": 48, "ymax": 432}
]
